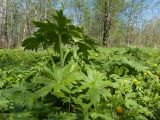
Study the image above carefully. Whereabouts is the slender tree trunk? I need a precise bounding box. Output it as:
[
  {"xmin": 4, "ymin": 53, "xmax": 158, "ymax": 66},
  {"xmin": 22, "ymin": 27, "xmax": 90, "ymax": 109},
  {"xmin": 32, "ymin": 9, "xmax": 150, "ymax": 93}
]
[
  {"xmin": 0, "ymin": 0, "xmax": 8, "ymax": 47},
  {"xmin": 102, "ymin": 0, "xmax": 112, "ymax": 46},
  {"xmin": 4, "ymin": 8, "xmax": 8, "ymax": 47},
  {"xmin": 44, "ymin": 0, "xmax": 48, "ymax": 19},
  {"xmin": 26, "ymin": 0, "xmax": 31, "ymax": 37}
]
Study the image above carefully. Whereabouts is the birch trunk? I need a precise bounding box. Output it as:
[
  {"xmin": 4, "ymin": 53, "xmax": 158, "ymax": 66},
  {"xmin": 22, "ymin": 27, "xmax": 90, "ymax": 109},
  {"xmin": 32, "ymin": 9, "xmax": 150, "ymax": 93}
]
[{"xmin": 0, "ymin": 0, "xmax": 8, "ymax": 47}]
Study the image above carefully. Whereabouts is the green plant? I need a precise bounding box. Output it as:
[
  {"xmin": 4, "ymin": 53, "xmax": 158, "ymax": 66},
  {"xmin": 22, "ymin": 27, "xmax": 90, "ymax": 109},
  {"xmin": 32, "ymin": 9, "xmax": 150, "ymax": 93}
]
[
  {"xmin": 22, "ymin": 9, "xmax": 96, "ymax": 67},
  {"xmin": 1, "ymin": 47, "xmax": 160, "ymax": 119}
]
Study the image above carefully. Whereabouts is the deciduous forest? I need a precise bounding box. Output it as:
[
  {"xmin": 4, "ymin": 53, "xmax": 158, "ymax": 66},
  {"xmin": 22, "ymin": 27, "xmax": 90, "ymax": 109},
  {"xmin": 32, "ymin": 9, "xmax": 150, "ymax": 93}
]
[
  {"xmin": 1, "ymin": 0, "xmax": 160, "ymax": 47},
  {"xmin": 1, "ymin": 0, "xmax": 160, "ymax": 120}
]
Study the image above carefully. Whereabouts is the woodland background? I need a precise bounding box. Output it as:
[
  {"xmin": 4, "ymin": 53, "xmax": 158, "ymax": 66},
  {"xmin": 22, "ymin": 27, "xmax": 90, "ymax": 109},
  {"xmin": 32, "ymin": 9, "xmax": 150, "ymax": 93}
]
[{"xmin": 0, "ymin": 0, "xmax": 160, "ymax": 48}]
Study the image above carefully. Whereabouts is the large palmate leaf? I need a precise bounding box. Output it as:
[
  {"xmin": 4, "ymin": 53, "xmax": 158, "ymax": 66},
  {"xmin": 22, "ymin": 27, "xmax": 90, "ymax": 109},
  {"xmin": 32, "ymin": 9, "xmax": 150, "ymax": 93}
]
[
  {"xmin": 22, "ymin": 9, "xmax": 96, "ymax": 54},
  {"xmin": 32, "ymin": 62, "xmax": 83, "ymax": 101},
  {"xmin": 76, "ymin": 35, "xmax": 97, "ymax": 55},
  {"xmin": 0, "ymin": 80, "xmax": 35, "ymax": 113},
  {"xmin": 73, "ymin": 66, "xmax": 112, "ymax": 110}
]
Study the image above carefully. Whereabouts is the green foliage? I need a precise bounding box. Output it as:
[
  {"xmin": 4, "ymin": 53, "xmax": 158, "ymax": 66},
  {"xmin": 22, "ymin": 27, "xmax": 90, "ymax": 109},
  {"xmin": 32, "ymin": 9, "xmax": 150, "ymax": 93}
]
[
  {"xmin": 1, "ymin": 47, "xmax": 160, "ymax": 119},
  {"xmin": 21, "ymin": 10, "xmax": 96, "ymax": 52},
  {"xmin": 0, "ymin": 49, "xmax": 48, "ymax": 68},
  {"xmin": 2, "ymin": 1, "xmax": 160, "ymax": 120},
  {"xmin": 22, "ymin": 9, "xmax": 96, "ymax": 67},
  {"xmin": 1, "ymin": 8, "xmax": 160, "ymax": 119}
]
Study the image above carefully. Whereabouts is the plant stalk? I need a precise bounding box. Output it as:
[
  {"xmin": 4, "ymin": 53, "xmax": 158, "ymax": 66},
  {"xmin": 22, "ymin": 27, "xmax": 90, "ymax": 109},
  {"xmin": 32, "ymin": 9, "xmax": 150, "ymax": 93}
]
[{"xmin": 58, "ymin": 34, "xmax": 64, "ymax": 68}]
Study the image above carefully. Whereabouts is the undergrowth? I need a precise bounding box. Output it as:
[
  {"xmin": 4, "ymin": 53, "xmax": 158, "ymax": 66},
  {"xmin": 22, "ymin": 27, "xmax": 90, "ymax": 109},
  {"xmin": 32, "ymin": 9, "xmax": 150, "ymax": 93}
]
[{"xmin": 0, "ymin": 47, "xmax": 160, "ymax": 120}]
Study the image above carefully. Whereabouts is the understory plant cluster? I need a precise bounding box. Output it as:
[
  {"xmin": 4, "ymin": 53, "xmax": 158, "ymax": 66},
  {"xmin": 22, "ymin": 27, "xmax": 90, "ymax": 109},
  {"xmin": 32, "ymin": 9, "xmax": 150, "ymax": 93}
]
[
  {"xmin": 0, "ymin": 9, "xmax": 160, "ymax": 120},
  {"xmin": 0, "ymin": 48, "xmax": 160, "ymax": 120}
]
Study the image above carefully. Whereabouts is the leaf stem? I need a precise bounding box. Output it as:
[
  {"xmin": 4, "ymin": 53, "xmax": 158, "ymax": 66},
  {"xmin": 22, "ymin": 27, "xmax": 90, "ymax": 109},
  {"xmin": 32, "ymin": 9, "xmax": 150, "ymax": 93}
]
[
  {"xmin": 63, "ymin": 49, "xmax": 70, "ymax": 65},
  {"xmin": 58, "ymin": 34, "xmax": 64, "ymax": 68}
]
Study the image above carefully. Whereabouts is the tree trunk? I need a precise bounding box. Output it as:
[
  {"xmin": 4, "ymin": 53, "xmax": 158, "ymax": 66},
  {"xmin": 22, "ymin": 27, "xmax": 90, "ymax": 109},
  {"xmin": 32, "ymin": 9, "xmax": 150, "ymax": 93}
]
[
  {"xmin": 102, "ymin": 0, "xmax": 112, "ymax": 46},
  {"xmin": 0, "ymin": 0, "xmax": 8, "ymax": 47}
]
